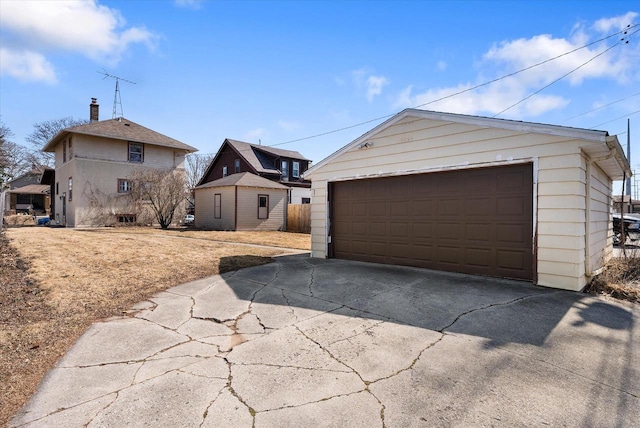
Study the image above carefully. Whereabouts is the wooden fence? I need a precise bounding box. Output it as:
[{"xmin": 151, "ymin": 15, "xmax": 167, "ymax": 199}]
[{"xmin": 287, "ymin": 204, "xmax": 311, "ymax": 233}]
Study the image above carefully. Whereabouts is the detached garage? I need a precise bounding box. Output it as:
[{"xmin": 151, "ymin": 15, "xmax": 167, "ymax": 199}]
[{"xmin": 303, "ymin": 109, "xmax": 630, "ymax": 291}]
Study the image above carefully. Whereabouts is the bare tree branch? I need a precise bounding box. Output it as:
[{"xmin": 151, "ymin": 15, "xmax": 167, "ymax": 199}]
[{"xmin": 26, "ymin": 117, "xmax": 88, "ymax": 167}]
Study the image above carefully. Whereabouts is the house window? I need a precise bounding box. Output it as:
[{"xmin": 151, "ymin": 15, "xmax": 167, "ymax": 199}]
[
  {"xmin": 292, "ymin": 161, "xmax": 300, "ymax": 178},
  {"xmin": 281, "ymin": 160, "xmax": 288, "ymax": 180},
  {"xmin": 68, "ymin": 177, "xmax": 73, "ymax": 201},
  {"xmin": 63, "ymin": 140, "xmax": 67, "ymax": 163},
  {"xmin": 222, "ymin": 166, "xmax": 228, "ymax": 177},
  {"xmin": 301, "ymin": 197, "xmax": 311, "ymax": 204},
  {"xmin": 118, "ymin": 179, "xmax": 132, "ymax": 193},
  {"xmin": 234, "ymin": 159, "xmax": 240, "ymax": 173},
  {"xmin": 129, "ymin": 142, "xmax": 144, "ymax": 163},
  {"xmin": 214, "ymin": 193, "xmax": 221, "ymax": 218},
  {"xmin": 258, "ymin": 194, "xmax": 269, "ymax": 219}
]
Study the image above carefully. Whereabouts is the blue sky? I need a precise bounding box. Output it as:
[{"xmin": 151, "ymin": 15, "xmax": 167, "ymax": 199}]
[{"xmin": 1, "ymin": 0, "xmax": 638, "ymax": 183}]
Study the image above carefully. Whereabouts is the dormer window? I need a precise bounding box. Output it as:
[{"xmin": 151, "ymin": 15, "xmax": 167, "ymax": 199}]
[
  {"xmin": 281, "ymin": 160, "xmax": 288, "ymax": 180},
  {"xmin": 129, "ymin": 142, "xmax": 143, "ymax": 163},
  {"xmin": 292, "ymin": 161, "xmax": 300, "ymax": 178}
]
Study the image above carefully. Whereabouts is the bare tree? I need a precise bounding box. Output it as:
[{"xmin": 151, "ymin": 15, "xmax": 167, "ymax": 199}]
[
  {"xmin": 26, "ymin": 117, "xmax": 88, "ymax": 167},
  {"xmin": 185, "ymin": 153, "xmax": 214, "ymax": 189},
  {"xmin": 127, "ymin": 168, "xmax": 187, "ymax": 229}
]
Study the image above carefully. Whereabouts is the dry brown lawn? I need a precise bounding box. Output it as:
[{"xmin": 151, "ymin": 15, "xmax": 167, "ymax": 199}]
[{"xmin": 0, "ymin": 226, "xmax": 309, "ymax": 426}]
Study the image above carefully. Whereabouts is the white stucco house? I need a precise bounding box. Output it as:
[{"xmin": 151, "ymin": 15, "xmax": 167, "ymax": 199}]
[
  {"xmin": 303, "ymin": 109, "xmax": 630, "ymax": 292},
  {"xmin": 42, "ymin": 99, "xmax": 197, "ymax": 227}
]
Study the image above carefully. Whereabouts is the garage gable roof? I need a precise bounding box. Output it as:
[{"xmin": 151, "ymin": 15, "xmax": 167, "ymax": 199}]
[
  {"xmin": 195, "ymin": 172, "xmax": 289, "ymax": 190},
  {"xmin": 304, "ymin": 108, "xmax": 630, "ymax": 180}
]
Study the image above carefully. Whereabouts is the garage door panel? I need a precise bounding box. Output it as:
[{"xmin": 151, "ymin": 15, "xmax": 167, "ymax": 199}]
[{"xmin": 331, "ymin": 163, "xmax": 533, "ymax": 280}]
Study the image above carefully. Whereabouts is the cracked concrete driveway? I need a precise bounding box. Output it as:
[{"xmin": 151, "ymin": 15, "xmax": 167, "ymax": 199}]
[{"xmin": 11, "ymin": 255, "xmax": 640, "ymax": 427}]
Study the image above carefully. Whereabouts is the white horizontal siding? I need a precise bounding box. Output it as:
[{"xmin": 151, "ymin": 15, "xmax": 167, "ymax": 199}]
[{"xmin": 308, "ymin": 116, "xmax": 615, "ymax": 291}]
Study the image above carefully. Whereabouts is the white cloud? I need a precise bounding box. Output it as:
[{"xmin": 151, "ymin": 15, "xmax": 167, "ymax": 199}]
[
  {"xmin": 351, "ymin": 68, "xmax": 389, "ymax": 102},
  {"xmin": 437, "ymin": 60, "xmax": 447, "ymax": 71},
  {"xmin": 366, "ymin": 75, "xmax": 389, "ymax": 102},
  {"xmin": 0, "ymin": 0, "xmax": 157, "ymax": 82},
  {"xmin": 0, "ymin": 48, "xmax": 57, "ymax": 83},
  {"xmin": 393, "ymin": 12, "xmax": 638, "ymax": 118},
  {"xmin": 174, "ymin": 0, "xmax": 205, "ymax": 10},
  {"xmin": 593, "ymin": 11, "xmax": 638, "ymax": 33}
]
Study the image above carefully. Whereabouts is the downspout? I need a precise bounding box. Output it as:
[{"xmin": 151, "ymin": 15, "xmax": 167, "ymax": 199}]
[{"xmin": 584, "ymin": 144, "xmax": 616, "ymax": 277}]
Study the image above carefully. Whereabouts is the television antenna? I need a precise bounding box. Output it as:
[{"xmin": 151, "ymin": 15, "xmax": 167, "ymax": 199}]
[{"xmin": 97, "ymin": 70, "xmax": 137, "ymax": 119}]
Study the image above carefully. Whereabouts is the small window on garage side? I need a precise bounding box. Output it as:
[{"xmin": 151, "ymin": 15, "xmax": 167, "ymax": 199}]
[
  {"xmin": 214, "ymin": 193, "xmax": 221, "ymax": 219},
  {"xmin": 129, "ymin": 142, "xmax": 144, "ymax": 163},
  {"xmin": 258, "ymin": 194, "xmax": 269, "ymax": 219}
]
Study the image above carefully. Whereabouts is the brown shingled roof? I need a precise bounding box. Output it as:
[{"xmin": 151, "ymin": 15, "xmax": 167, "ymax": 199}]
[
  {"xmin": 43, "ymin": 118, "xmax": 197, "ymax": 152},
  {"xmin": 195, "ymin": 172, "xmax": 289, "ymax": 190}
]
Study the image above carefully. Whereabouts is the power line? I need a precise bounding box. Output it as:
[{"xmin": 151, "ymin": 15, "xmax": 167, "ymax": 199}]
[
  {"xmin": 590, "ymin": 109, "xmax": 640, "ymax": 129},
  {"xmin": 491, "ymin": 43, "xmax": 621, "ymax": 118},
  {"xmin": 562, "ymin": 91, "xmax": 640, "ymax": 122},
  {"xmin": 269, "ymin": 23, "xmax": 637, "ymax": 148}
]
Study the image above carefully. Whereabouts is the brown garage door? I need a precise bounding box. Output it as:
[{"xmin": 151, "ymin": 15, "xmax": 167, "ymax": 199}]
[{"xmin": 330, "ymin": 163, "xmax": 533, "ymax": 280}]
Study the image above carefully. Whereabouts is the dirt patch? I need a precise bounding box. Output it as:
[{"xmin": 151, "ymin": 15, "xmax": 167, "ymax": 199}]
[{"xmin": 0, "ymin": 227, "xmax": 305, "ymax": 426}]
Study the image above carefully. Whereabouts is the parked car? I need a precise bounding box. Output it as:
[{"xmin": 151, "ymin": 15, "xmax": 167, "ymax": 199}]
[
  {"xmin": 180, "ymin": 214, "xmax": 195, "ymax": 225},
  {"xmin": 612, "ymin": 213, "xmax": 640, "ymax": 244}
]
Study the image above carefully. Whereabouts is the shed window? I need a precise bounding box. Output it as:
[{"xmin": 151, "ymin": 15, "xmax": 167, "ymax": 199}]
[
  {"xmin": 258, "ymin": 194, "xmax": 269, "ymax": 219},
  {"xmin": 214, "ymin": 193, "xmax": 221, "ymax": 218},
  {"xmin": 129, "ymin": 142, "xmax": 144, "ymax": 163}
]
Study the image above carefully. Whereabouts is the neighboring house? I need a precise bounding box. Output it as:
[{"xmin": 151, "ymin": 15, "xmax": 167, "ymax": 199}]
[
  {"xmin": 304, "ymin": 108, "xmax": 630, "ymax": 292},
  {"xmin": 42, "ymin": 98, "xmax": 197, "ymax": 227},
  {"xmin": 2, "ymin": 166, "xmax": 51, "ymax": 215},
  {"xmin": 199, "ymin": 139, "xmax": 312, "ymax": 204},
  {"xmin": 194, "ymin": 172, "xmax": 289, "ymax": 230}
]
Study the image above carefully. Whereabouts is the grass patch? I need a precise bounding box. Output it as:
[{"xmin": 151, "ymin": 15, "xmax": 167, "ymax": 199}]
[
  {"xmin": 0, "ymin": 227, "xmax": 308, "ymax": 426},
  {"xmin": 586, "ymin": 250, "xmax": 640, "ymax": 304}
]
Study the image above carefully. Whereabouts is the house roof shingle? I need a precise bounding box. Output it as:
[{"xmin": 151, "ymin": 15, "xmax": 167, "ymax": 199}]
[
  {"xmin": 43, "ymin": 118, "xmax": 197, "ymax": 153},
  {"xmin": 195, "ymin": 172, "xmax": 290, "ymax": 190}
]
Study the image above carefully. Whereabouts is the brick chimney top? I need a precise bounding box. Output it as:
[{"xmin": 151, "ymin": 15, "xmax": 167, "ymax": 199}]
[{"xmin": 90, "ymin": 98, "xmax": 99, "ymax": 122}]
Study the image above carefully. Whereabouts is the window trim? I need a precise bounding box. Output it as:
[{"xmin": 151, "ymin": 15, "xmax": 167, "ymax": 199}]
[
  {"xmin": 128, "ymin": 142, "xmax": 144, "ymax": 163},
  {"xmin": 214, "ymin": 193, "xmax": 222, "ymax": 219},
  {"xmin": 118, "ymin": 179, "xmax": 132, "ymax": 193},
  {"xmin": 258, "ymin": 194, "xmax": 269, "ymax": 219},
  {"xmin": 292, "ymin": 161, "xmax": 300, "ymax": 178}
]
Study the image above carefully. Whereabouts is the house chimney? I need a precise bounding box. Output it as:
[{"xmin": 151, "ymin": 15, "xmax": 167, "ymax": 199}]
[{"xmin": 90, "ymin": 98, "xmax": 99, "ymax": 122}]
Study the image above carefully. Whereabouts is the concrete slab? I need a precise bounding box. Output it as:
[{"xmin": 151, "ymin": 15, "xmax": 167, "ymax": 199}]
[{"xmin": 11, "ymin": 256, "xmax": 640, "ymax": 427}]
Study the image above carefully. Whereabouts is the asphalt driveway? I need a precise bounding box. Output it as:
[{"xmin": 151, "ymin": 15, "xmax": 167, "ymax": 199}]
[{"xmin": 11, "ymin": 255, "xmax": 640, "ymax": 427}]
